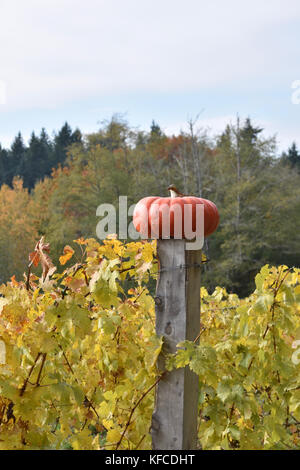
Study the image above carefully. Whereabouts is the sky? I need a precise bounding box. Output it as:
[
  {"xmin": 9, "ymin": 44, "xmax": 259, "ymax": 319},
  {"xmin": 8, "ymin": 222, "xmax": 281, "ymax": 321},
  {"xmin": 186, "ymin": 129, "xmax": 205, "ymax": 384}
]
[{"xmin": 0, "ymin": 0, "xmax": 299, "ymax": 153}]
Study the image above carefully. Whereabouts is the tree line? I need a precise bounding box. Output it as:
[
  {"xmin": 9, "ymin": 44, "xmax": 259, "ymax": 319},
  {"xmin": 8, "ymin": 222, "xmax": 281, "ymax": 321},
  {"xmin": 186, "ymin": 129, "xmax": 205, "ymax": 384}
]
[
  {"xmin": 0, "ymin": 123, "xmax": 82, "ymax": 189},
  {"xmin": 0, "ymin": 115, "xmax": 300, "ymax": 296}
]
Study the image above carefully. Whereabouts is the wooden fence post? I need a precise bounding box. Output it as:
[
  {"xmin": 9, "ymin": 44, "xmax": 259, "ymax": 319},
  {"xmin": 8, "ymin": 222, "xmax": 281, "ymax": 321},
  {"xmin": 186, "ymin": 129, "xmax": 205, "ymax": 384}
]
[{"xmin": 151, "ymin": 239, "xmax": 201, "ymax": 450}]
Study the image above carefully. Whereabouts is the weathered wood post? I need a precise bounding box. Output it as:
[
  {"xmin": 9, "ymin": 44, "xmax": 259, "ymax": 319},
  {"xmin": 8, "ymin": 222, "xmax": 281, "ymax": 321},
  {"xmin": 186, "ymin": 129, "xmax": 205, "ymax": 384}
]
[
  {"xmin": 132, "ymin": 186, "xmax": 219, "ymax": 450},
  {"xmin": 151, "ymin": 239, "xmax": 201, "ymax": 450}
]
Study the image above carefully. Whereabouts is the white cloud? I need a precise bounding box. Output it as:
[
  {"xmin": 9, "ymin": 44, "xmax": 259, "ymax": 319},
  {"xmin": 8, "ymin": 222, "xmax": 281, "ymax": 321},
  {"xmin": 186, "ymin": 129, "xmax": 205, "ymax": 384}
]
[
  {"xmin": 0, "ymin": 0, "xmax": 299, "ymax": 152},
  {"xmin": 0, "ymin": 0, "xmax": 300, "ymax": 110}
]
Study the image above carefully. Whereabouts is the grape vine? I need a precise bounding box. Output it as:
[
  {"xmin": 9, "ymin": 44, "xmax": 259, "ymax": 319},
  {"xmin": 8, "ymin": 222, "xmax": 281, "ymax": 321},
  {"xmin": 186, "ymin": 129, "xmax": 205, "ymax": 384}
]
[{"xmin": 0, "ymin": 238, "xmax": 300, "ymax": 450}]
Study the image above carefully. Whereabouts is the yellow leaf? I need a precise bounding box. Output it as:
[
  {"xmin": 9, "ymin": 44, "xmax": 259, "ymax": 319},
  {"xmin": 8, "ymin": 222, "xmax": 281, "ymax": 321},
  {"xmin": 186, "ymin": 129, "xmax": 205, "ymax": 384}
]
[
  {"xmin": 141, "ymin": 244, "xmax": 153, "ymax": 263},
  {"xmin": 74, "ymin": 237, "xmax": 88, "ymax": 245},
  {"xmin": 201, "ymin": 252, "xmax": 208, "ymax": 263},
  {"xmin": 71, "ymin": 439, "xmax": 80, "ymax": 450},
  {"xmin": 59, "ymin": 245, "xmax": 75, "ymax": 265},
  {"xmin": 102, "ymin": 419, "xmax": 114, "ymax": 429},
  {"xmin": 106, "ymin": 428, "xmax": 122, "ymax": 443}
]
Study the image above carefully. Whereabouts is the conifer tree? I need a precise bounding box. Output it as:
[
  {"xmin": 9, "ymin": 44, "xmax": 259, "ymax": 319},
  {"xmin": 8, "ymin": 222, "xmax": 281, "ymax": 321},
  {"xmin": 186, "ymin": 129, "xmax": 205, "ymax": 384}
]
[
  {"xmin": 0, "ymin": 145, "xmax": 9, "ymax": 186},
  {"xmin": 8, "ymin": 132, "xmax": 27, "ymax": 186},
  {"xmin": 53, "ymin": 122, "xmax": 81, "ymax": 167},
  {"xmin": 281, "ymin": 142, "xmax": 300, "ymax": 170}
]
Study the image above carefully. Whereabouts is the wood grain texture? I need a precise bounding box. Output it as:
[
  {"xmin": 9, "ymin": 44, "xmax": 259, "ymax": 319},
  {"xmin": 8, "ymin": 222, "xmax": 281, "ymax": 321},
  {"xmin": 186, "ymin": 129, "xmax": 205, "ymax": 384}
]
[{"xmin": 151, "ymin": 239, "xmax": 201, "ymax": 450}]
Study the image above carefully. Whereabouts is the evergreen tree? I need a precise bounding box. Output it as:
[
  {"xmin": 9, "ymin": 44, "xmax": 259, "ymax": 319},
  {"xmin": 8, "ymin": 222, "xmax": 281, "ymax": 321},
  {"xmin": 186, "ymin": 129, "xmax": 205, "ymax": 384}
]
[
  {"xmin": 281, "ymin": 142, "xmax": 300, "ymax": 170},
  {"xmin": 8, "ymin": 132, "xmax": 27, "ymax": 186},
  {"xmin": 0, "ymin": 145, "xmax": 9, "ymax": 186},
  {"xmin": 150, "ymin": 120, "xmax": 163, "ymax": 139},
  {"xmin": 71, "ymin": 128, "xmax": 82, "ymax": 145},
  {"xmin": 23, "ymin": 133, "xmax": 38, "ymax": 189},
  {"xmin": 240, "ymin": 117, "xmax": 263, "ymax": 144},
  {"xmin": 39, "ymin": 128, "xmax": 54, "ymax": 177},
  {"xmin": 23, "ymin": 131, "xmax": 54, "ymax": 189},
  {"xmin": 53, "ymin": 122, "xmax": 81, "ymax": 167}
]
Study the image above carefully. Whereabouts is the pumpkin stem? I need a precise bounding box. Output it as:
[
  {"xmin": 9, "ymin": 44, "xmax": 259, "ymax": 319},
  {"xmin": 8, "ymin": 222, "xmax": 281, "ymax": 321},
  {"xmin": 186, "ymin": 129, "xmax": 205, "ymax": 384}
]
[
  {"xmin": 169, "ymin": 189, "xmax": 177, "ymax": 198},
  {"xmin": 168, "ymin": 184, "xmax": 181, "ymax": 198}
]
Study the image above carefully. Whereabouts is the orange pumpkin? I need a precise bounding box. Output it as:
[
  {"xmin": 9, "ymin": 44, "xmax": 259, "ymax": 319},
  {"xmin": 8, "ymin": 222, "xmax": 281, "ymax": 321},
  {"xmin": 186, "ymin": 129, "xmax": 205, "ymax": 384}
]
[{"xmin": 133, "ymin": 195, "xmax": 219, "ymax": 239}]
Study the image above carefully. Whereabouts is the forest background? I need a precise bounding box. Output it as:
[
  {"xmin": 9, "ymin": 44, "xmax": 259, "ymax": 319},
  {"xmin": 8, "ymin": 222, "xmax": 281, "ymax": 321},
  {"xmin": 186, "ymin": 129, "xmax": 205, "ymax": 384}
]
[{"xmin": 1, "ymin": 114, "xmax": 300, "ymax": 296}]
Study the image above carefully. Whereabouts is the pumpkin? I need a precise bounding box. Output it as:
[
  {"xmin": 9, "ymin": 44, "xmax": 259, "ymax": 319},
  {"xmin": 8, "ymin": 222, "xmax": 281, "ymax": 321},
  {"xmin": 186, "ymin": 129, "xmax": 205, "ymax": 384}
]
[{"xmin": 133, "ymin": 195, "xmax": 219, "ymax": 239}]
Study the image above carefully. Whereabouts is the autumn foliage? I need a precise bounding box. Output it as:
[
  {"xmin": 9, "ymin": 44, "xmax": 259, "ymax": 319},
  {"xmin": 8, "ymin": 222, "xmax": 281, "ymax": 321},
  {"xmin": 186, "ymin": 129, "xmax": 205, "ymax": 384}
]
[{"xmin": 0, "ymin": 238, "xmax": 300, "ymax": 449}]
